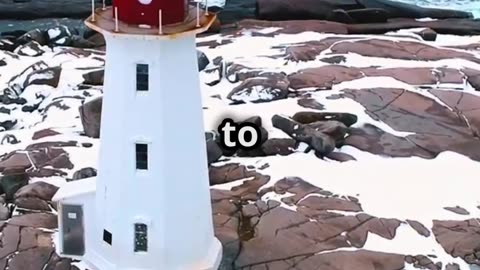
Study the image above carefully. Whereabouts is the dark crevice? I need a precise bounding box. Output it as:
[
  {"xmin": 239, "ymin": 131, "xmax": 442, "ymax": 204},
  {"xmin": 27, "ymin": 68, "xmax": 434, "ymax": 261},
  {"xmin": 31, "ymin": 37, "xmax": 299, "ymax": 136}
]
[{"xmin": 236, "ymin": 202, "xmax": 256, "ymax": 242}]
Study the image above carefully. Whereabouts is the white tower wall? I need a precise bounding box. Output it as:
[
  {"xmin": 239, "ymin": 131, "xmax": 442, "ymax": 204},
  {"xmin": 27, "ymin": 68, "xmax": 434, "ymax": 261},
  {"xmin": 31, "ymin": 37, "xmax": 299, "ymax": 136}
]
[{"xmin": 91, "ymin": 33, "xmax": 221, "ymax": 270}]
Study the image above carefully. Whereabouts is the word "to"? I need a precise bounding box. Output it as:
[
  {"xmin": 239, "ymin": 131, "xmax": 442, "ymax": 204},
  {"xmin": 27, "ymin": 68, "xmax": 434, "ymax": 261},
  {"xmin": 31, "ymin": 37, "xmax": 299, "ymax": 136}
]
[{"xmin": 217, "ymin": 118, "xmax": 262, "ymax": 150}]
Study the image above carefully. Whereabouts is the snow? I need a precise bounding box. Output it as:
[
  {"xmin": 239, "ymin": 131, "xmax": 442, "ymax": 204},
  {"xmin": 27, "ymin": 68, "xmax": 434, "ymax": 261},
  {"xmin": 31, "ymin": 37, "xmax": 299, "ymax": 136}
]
[
  {"xmin": 16, "ymin": 45, "xmax": 40, "ymax": 56},
  {"xmin": 51, "ymin": 176, "xmax": 96, "ymax": 201},
  {"xmin": 54, "ymin": 37, "xmax": 68, "ymax": 45},
  {"xmin": 218, "ymin": 151, "xmax": 480, "ymax": 268},
  {"xmin": 47, "ymin": 28, "xmax": 62, "ymax": 40}
]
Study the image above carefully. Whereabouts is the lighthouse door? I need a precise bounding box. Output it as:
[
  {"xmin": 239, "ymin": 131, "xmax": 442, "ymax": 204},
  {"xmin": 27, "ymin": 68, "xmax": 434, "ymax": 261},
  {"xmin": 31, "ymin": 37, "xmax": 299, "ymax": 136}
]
[{"xmin": 62, "ymin": 204, "xmax": 85, "ymax": 256}]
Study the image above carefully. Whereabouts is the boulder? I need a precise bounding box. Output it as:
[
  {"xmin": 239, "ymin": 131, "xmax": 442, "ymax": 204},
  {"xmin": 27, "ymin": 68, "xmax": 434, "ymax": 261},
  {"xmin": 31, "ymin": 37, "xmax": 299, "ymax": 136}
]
[
  {"xmin": 206, "ymin": 140, "xmax": 223, "ymax": 164},
  {"xmin": 8, "ymin": 212, "xmax": 57, "ymax": 229},
  {"xmin": 15, "ymin": 197, "xmax": 51, "ymax": 211},
  {"xmin": 261, "ymin": 138, "xmax": 296, "ymax": 156},
  {"xmin": 16, "ymin": 29, "xmax": 49, "ymax": 46},
  {"xmin": 415, "ymin": 28, "xmax": 437, "ymax": 41},
  {"xmin": 79, "ymin": 96, "xmax": 102, "ymax": 138},
  {"xmin": 337, "ymin": 88, "xmax": 480, "ymax": 160},
  {"xmin": 197, "ymin": 50, "xmax": 210, "ymax": 71},
  {"xmin": 71, "ymin": 167, "xmax": 97, "ymax": 181},
  {"xmin": 432, "ymin": 219, "xmax": 480, "ymax": 265},
  {"xmin": 227, "ymin": 73, "xmax": 289, "ymax": 103},
  {"xmin": 15, "ymin": 41, "xmax": 46, "ymax": 57},
  {"xmin": 14, "ymin": 181, "xmax": 59, "ymax": 201},
  {"xmin": 24, "ymin": 66, "xmax": 62, "ymax": 88},
  {"xmin": 292, "ymin": 111, "xmax": 358, "ymax": 127},
  {"xmin": 32, "ymin": 129, "xmax": 61, "ymax": 140},
  {"xmin": 272, "ymin": 115, "xmax": 336, "ymax": 156},
  {"xmin": 82, "ymin": 69, "xmax": 104, "ymax": 85},
  {"xmin": 0, "ymin": 167, "xmax": 29, "ymax": 200}
]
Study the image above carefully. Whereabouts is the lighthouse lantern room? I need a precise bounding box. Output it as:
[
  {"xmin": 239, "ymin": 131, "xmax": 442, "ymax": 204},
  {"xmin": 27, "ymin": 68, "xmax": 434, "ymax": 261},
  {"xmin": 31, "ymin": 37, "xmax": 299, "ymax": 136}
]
[{"xmin": 52, "ymin": 0, "xmax": 221, "ymax": 269}]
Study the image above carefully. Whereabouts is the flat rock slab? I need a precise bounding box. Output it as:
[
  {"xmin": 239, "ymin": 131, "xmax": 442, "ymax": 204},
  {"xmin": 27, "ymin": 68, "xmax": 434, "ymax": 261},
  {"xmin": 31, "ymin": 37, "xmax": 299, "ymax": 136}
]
[
  {"xmin": 211, "ymin": 169, "xmax": 471, "ymax": 270},
  {"xmin": 229, "ymin": 18, "xmax": 480, "ymax": 36},
  {"xmin": 327, "ymin": 88, "xmax": 480, "ymax": 160},
  {"xmin": 0, "ymin": 222, "xmax": 77, "ymax": 270},
  {"xmin": 288, "ymin": 66, "xmax": 464, "ymax": 89}
]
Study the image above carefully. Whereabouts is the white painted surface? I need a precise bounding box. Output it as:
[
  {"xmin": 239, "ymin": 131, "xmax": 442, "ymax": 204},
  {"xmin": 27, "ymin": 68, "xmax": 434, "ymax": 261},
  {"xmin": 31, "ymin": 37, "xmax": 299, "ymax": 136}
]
[
  {"xmin": 53, "ymin": 186, "xmax": 96, "ymax": 262},
  {"xmin": 66, "ymin": 32, "xmax": 221, "ymax": 270},
  {"xmin": 52, "ymin": 177, "xmax": 97, "ymax": 201}
]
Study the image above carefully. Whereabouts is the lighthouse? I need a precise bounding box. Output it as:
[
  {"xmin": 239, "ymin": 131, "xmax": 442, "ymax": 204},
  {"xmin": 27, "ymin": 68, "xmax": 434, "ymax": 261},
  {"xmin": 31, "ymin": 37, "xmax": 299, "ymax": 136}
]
[{"xmin": 52, "ymin": 1, "xmax": 222, "ymax": 269}]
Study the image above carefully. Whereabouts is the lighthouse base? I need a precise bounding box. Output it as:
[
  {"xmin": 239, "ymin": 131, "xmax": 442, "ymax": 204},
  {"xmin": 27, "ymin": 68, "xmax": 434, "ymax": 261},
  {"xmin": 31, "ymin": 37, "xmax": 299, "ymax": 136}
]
[
  {"xmin": 52, "ymin": 177, "xmax": 223, "ymax": 270},
  {"xmin": 80, "ymin": 236, "xmax": 222, "ymax": 270},
  {"xmin": 184, "ymin": 237, "xmax": 223, "ymax": 270}
]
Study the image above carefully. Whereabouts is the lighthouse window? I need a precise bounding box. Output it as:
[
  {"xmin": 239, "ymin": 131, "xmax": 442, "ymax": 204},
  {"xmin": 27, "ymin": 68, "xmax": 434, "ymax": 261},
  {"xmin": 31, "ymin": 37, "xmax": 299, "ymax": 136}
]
[
  {"xmin": 135, "ymin": 143, "xmax": 148, "ymax": 170},
  {"xmin": 136, "ymin": 64, "xmax": 149, "ymax": 91},
  {"xmin": 134, "ymin": 223, "xmax": 148, "ymax": 252},
  {"xmin": 103, "ymin": 229, "xmax": 112, "ymax": 245}
]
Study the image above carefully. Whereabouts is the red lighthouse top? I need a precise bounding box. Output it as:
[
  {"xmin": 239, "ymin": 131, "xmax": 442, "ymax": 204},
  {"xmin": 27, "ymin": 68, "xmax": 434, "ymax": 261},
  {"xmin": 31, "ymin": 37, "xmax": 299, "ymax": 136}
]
[
  {"xmin": 112, "ymin": 0, "xmax": 187, "ymax": 26},
  {"xmin": 84, "ymin": 0, "xmax": 215, "ymax": 37}
]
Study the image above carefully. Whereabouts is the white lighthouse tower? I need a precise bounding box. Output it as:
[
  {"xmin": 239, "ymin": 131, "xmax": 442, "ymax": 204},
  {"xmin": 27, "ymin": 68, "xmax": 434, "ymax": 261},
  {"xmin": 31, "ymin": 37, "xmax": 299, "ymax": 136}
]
[{"xmin": 52, "ymin": 1, "xmax": 222, "ymax": 269}]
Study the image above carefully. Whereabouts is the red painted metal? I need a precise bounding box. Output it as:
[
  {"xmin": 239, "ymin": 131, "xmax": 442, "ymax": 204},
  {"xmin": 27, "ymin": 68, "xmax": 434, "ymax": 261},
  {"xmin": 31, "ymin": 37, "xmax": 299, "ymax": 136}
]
[{"xmin": 112, "ymin": 0, "xmax": 187, "ymax": 26}]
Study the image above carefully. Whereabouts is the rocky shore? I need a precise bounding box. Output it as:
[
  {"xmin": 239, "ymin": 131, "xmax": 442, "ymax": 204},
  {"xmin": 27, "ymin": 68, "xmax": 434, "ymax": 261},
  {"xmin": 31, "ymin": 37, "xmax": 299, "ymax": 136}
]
[{"xmin": 0, "ymin": 0, "xmax": 479, "ymax": 269}]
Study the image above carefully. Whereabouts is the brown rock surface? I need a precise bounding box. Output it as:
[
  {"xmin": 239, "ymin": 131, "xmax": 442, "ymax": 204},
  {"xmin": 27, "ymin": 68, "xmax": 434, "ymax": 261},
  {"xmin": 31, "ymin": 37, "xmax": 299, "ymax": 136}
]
[
  {"xmin": 223, "ymin": 18, "xmax": 480, "ymax": 39},
  {"xmin": 212, "ymin": 173, "xmax": 418, "ymax": 269},
  {"xmin": 329, "ymin": 39, "xmax": 479, "ymax": 62},
  {"xmin": 15, "ymin": 181, "xmax": 59, "ymax": 201},
  {"xmin": 79, "ymin": 96, "xmax": 102, "ymax": 138},
  {"xmin": 443, "ymin": 206, "xmax": 470, "ymax": 215},
  {"xmin": 0, "ymin": 220, "xmax": 78, "ymax": 270},
  {"xmin": 8, "ymin": 213, "xmax": 57, "ymax": 229},
  {"xmin": 288, "ymin": 66, "xmax": 465, "ymax": 90},
  {"xmin": 432, "ymin": 219, "xmax": 480, "ymax": 265},
  {"xmin": 32, "ymin": 129, "xmax": 61, "ymax": 140},
  {"xmin": 336, "ymin": 88, "xmax": 480, "ymax": 160},
  {"xmin": 407, "ymin": 220, "xmax": 431, "ymax": 237}
]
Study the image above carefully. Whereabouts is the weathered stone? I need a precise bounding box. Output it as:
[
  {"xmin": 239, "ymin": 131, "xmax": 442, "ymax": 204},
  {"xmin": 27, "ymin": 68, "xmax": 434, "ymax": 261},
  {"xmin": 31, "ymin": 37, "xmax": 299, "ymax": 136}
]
[
  {"xmin": 1, "ymin": 168, "xmax": 29, "ymax": 200},
  {"xmin": 15, "ymin": 181, "xmax": 59, "ymax": 201},
  {"xmin": 8, "ymin": 212, "xmax": 57, "ymax": 229},
  {"xmin": 71, "ymin": 167, "xmax": 97, "ymax": 181},
  {"xmin": 443, "ymin": 206, "xmax": 470, "ymax": 215},
  {"xmin": 261, "ymin": 138, "xmax": 296, "ymax": 156},
  {"xmin": 25, "ymin": 66, "xmax": 62, "ymax": 88},
  {"xmin": 209, "ymin": 163, "xmax": 256, "ymax": 186},
  {"xmin": 297, "ymin": 97, "xmax": 325, "ymax": 110},
  {"xmin": 82, "ymin": 69, "xmax": 104, "ymax": 85},
  {"xmin": 206, "ymin": 140, "xmax": 223, "ymax": 164},
  {"xmin": 8, "ymin": 247, "xmax": 54, "ymax": 270},
  {"xmin": 79, "ymin": 96, "xmax": 102, "ymax": 138},
  {"xmin": 415, "ymin": 28, "xmax": 437, "ymax": 41},
  {"xmin": 227, "ymin": 74, "xmax": 289, "ymax": 103},
  {"xmin": 272, "ymin": 114, "xmax": 336, "ymax": 155},
  {"xmin": 292, "ymin": 111, "xmax": 358, "ymax": 127},
  {"xmin": 15, "ymin": 41, "xmax": 46, "ymax": 57},
  {"xmin": 0, "ymin": 204, "xmax": 10, "ymax": 220},
  {"xmin": 326, "ymin": 151, "xmax": 357, "ymax": 162},
  {"xmin": 337, "ymin": 88, "xmax": 480, "ymax": 160},
  {"xmin": 406, "ymin": 220, "xmax": 431, "ymax": 237},
  {"xmin": 197, "ymin": 50, "xmax": 210, "ymax": 71},
  {"xmin": 432, "ymin": 219, "xmax": 480, "ymax": 265},
  {"xmin": 288, "ymin": 66, "xmax": 464, "ymax": 90},
  {"xmin": 15, "ymin": 197, "xmax": 51, "ymax": 211}
]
